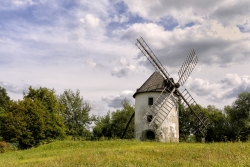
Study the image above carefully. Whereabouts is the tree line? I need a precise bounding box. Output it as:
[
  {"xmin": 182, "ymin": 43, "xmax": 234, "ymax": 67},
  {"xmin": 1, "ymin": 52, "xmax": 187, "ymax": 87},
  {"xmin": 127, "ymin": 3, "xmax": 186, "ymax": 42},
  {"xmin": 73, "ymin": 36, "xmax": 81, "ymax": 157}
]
[
  {"xmin": 0, "ymin": 85, "xmax": 250, "ymax": 149},
  {"xmin": 0, "ymin": 86, "xmax": 134, "ymax": 149}
]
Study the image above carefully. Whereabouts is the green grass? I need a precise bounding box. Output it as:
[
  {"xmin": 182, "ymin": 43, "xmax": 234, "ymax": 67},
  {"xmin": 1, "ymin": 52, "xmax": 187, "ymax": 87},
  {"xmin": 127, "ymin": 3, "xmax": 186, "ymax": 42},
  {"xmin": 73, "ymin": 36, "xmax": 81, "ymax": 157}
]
[{"xmin": 1, "ymin": 140, "xmax": 250, "ymax": 167}]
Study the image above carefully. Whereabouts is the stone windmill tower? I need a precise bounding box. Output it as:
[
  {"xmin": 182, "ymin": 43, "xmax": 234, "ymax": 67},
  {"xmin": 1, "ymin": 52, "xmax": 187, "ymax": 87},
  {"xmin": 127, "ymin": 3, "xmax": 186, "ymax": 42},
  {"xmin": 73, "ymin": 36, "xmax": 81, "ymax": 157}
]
[
  {"xmin": 133, "ymin": 71, "xmax": 179, "ymax": 142},
  {"xmin": 121, "ymin": 37, "xmax": 209, "ymax": 142}
]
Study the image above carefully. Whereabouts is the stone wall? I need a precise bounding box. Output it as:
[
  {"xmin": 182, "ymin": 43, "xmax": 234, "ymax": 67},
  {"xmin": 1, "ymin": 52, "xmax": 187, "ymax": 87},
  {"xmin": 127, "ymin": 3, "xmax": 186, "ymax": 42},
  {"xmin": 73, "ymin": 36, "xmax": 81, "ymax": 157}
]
[{"xmin": 134, "ymin": 91, "xmax": 179, "ymax": 142}]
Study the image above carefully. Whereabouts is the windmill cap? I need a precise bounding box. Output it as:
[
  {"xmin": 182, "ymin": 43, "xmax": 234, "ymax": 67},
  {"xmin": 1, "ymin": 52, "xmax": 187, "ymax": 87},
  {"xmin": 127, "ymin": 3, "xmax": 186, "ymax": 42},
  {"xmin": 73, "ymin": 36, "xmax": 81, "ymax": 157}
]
[{"xmin": 133, "ymin": 71, "xmax": 178, "ymax": 98}]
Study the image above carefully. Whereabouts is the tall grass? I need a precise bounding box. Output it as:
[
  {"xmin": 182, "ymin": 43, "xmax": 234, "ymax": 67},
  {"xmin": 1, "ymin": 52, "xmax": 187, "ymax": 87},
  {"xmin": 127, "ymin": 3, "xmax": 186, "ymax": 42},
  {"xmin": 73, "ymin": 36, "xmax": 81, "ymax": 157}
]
[{"xmin": 1, "ymin": 140, "xmax": 250, "ymax": 166}]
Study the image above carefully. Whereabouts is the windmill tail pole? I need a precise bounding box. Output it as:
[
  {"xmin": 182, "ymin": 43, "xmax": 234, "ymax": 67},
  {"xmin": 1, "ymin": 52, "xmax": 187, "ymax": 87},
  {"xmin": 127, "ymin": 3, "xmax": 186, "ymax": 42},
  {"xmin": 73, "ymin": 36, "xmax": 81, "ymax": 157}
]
[{"xmin": 121, "ymin": 112, "xmax": 135, "ymax": 139}]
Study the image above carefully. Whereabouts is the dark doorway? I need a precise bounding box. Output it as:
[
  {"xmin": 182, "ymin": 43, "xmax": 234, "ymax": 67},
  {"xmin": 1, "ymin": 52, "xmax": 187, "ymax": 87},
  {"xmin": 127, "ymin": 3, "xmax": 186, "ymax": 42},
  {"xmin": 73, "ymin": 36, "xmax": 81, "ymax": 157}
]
[{"xmin": 146, "ymin": 130, "xmax": 155, "ymax": 140}]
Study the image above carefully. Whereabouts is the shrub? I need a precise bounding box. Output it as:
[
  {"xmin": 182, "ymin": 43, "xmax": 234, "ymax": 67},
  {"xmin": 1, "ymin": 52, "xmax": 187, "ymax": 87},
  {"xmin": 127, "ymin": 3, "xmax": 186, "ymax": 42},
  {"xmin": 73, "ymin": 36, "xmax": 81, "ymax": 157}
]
[{"xmin": 0, "ymin": 141, "xmax": 7, "ymax": 153}]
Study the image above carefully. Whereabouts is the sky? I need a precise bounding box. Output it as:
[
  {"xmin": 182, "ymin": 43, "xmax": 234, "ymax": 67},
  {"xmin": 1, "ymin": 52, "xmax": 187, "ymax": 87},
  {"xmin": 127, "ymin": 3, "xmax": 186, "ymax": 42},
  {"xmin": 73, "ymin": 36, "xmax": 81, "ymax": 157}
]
[{"xmin": 0, "ymin": 0, "xmax": 250, "ymax": 116}]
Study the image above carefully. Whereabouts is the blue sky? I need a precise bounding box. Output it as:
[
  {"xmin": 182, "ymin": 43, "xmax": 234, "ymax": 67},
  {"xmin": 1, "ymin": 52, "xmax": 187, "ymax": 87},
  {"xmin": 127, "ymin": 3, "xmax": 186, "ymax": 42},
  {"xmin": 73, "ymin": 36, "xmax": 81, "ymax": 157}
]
[{"xmin": 1, "ymin": 0, "xmax": 250, "ymax": 115}]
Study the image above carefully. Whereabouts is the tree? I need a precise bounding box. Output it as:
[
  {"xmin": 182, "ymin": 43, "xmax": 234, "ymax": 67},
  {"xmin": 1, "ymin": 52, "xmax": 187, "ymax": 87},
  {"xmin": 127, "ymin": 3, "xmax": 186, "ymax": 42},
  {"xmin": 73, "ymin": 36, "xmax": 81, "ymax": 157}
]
[
  {"xmin": 0, "ymin": 86, "xmax": 11, "ymax": 141},
  {"xmin": 0, "ymin": 86, "xmax": 10, "ymax": 110},
  {"xmin": 93, "ymin": 99, "xmax": 134, "ymax": 139},
  {"xmin": 225, "ymin": 91, "xmax": 250, "ymax": 141},
  {"xmin": 0, "ymin": 99, "xmax": 48, "ymax": 149},
  {"xmin": 205, "ymin": 105, "xmax": 230, "ymax": 142},
  {"xmin": 111, "ymin": 100, "xmax": 134, "ymax": 139},
  {"xmin": 59, "ymin": 89, "xmax": 91, "ymax": 139},
  {"xmin": 0, "ymin": 87, "xmax": 68, "ymax": 149},
  {"xmin": 93, "ymin": 111, "xmax": 112, "ymax": 139},
  {"xmin": 179, "ymin": 103, "xmax": 193, "ymax": 141},
  {"xmin": 23, "ymin": 87, "xmax": 67, "ymax": 141},
  {"xmin": 179, "ymin": 103, "xmax": 212, "ymax": 142}
]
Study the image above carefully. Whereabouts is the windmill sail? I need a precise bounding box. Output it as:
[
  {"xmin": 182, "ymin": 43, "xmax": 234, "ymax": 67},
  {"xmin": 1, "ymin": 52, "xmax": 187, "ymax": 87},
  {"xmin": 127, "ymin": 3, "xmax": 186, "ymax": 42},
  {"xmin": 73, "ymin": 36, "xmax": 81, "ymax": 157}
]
[
  {"xmin": 177, "ymin": 49, "xmax": 198, "ymax": 86},
  {"xmin": 179, "ymin": 88, "xmax": 209, "ymax": 135},
  {"xmin": 143, "ymin": 87, "xmax": 176, "ymax": 127},
  {"xmin": 136, "ymin": 37, "xmax": 178, "ymax": 128},
  {"xmin": 136, "ymin": 37, "xmax": 170, "ymax": 79}
]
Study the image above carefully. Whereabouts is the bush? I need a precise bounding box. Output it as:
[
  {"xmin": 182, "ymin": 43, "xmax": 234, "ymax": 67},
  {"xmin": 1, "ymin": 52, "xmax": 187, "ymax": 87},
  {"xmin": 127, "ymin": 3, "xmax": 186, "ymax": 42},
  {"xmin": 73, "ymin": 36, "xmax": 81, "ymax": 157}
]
[
  {"xmin": 0, "ymin": 87, "xmax": 67, "ymax": 149},
  {"xmin": 0, "ymin": 141, "xmax": 7, "ymax": 153}
]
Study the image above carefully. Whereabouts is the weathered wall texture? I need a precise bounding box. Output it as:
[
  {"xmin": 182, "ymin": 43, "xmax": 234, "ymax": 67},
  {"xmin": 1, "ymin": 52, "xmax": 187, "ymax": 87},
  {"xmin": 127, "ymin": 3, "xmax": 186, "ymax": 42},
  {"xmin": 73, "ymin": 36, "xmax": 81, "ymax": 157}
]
[{"xmin": 134, "ymin": 92, "xmax": 179, "ymax": 142}]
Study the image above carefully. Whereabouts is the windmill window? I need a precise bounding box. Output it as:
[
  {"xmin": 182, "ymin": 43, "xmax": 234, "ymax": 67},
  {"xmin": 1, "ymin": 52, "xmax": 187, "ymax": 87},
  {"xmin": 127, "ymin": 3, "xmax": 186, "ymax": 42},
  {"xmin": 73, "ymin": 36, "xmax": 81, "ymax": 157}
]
[
  {"xmin": 148, "ymin": 97, "xmax": 153, "ymax": 105},
  {"xmin": 147, "ymin": 115, "xmax": 153, "ymax": 122}
]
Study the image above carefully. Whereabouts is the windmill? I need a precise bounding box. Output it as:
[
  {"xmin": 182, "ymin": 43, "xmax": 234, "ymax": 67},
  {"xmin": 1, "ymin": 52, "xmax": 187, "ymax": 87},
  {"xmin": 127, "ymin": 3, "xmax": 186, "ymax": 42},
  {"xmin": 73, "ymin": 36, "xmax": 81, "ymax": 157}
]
[{"xmin": 121, "ymin": 37, "xmax": 209, "ymax": 142}]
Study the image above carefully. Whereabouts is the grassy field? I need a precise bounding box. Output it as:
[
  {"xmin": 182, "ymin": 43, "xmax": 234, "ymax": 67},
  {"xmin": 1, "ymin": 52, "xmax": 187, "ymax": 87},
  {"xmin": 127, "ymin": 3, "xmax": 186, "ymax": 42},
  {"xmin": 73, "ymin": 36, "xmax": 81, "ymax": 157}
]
[{"xmin": 0, "ymin": 140, "xmax": 250, "ymax": 167}]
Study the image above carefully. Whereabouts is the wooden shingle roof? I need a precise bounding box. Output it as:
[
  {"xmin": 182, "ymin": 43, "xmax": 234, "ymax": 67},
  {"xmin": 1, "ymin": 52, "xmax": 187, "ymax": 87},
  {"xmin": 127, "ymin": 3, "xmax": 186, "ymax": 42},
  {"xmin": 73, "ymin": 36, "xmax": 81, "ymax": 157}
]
[{"xmin": 133, "ymin": 71, "xmax": 166, "ymax": 98}]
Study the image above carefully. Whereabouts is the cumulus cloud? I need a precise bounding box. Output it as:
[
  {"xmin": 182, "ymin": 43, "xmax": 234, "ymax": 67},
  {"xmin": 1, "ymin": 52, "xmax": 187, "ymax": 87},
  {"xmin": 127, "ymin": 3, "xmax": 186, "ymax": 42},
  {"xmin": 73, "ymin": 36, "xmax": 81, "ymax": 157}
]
[
  {"xmin": 111, "ymin": 65, "xmax": 135, "ymax": 77},
  {"xmin": 12, "ymin": 0, "xmax": 34, "ymax": 6},
  {"xmin": 1, "ymin": 0, "xmax": 250, "ymax": 114},
  {"xmin": 0, "ymin": 81, "xmax": 29, "ymax": 94},
  {"xmin": 118, "ymin": 21, "xmax": 250, "ymax": 68},
  {"xmin": 86, "ymin": 100, "xmax": 108, "ymax": 116},
  {"xmin": 124, "ymin": 0, "xmax": 250, "ymax": 28},
  {"xmin": 223, "ymin": 75, "xmax": 250, "ymax": 99},
  {"xmin": 102, "ymin": 90, "xmax": 134, "ymax": 108},
  {"xmin": 188, "ymin": 78, "xmax": 216, "ymax": 97},
  {"xmin": 241, "ymin": 19, "xmax": 250, "ymax": 32},
  {"xmin": 83, "ymin": 59, "xmax": 97, "ymax": 68},
  {"xmin": 124, "ymin": 0, "xmax": 220, "ymax": 24},
  {"xmin": 212, "ymin": 1, "xmax": 250, "ymax": 26},
  {"xmin": 221, "ymin": 73, "xmax": 242, "ymax": 87},
  {"xmin": 186, "ymin": 74, "xmax": 250, "ymax": 103},
  {"xmin": 80, "ymin": 14, "xmax": 100, "ymax": 29},
  {"xmin": 78, "ymin": 13, "xmax": 107, "ymax": 38},
  {"xmin": 111, "ymin": 57, "xmax": 135, "ymax": 78},
  {"xmin": 83, "ymin": 58, "xmax": 105, "ymax": 69}
]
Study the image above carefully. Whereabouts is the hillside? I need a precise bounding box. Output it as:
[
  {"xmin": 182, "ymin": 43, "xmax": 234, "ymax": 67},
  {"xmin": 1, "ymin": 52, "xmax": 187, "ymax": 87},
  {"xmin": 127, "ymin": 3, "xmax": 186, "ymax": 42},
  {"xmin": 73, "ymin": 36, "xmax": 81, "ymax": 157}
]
[{"xmin": 1, "ymin": 140, "xmax": 250, "ymax": 166}]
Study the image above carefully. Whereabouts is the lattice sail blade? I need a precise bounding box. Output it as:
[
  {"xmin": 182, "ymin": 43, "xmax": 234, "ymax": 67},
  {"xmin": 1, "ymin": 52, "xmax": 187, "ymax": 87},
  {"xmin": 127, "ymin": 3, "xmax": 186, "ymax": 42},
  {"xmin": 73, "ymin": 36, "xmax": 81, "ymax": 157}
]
[
  {"xmin": 143, "ymin": 88, "xmax": 176, "ymax": 127},
  {"xmin": 136, "ymin": 37, "xmax": 170, "ymax": 80},
  {"xmin": 180, "ymin": 88, "xmax": 209, "ymax": 134},
  {"xmin": 177, "ymin": 49, "xmax": 198, "ymax": 86}
]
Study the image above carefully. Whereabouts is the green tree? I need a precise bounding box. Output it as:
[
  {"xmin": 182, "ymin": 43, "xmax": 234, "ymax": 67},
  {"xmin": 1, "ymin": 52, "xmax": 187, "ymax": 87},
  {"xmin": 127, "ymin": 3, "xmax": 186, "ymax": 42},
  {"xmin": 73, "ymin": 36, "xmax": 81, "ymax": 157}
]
[
  {"xmin": 0, "ymin": 86, "xmax": 10, "ymax": 110},
  {"xmin": 111, "ymin": 100, "xmax": 134, "ymax": 139},
  {"xmin": 225, "ymin": 91, "xmax": 250, "ymax": 141},
  {"xmin": 93, "ymin": 111, "xmax": 112, "ymax": 139},
  {"xmin": 205, "ymin": 105, "xmax": 229, "ymax": 142},
  {"xmin": 0, "ymin": 99, "xmax": 47, "ymax": 149},
  {"xmin": 24, "ymin": 87, "xmax": 66, "ymax": 141},
  {"xmin": 179, "ymin": 103, "xmax": 193, "ymax": 142},
  {"xmin": 0, "ymin": 86, "xmax": 11, "ymax": 141},
  {"xmin": 93, "ymin": 99, "xmax": 134, "ymax": 139},
  {"xmin": 179, "ymin": 103, "xmax": 210, "ymax": 142},
  {"xmin": 0, "ymin": 87, "xmax": 68, "ymax": 149},
  {"xmin": 59, "ymin": 89, "xmax": 91, "ymax": 139}
]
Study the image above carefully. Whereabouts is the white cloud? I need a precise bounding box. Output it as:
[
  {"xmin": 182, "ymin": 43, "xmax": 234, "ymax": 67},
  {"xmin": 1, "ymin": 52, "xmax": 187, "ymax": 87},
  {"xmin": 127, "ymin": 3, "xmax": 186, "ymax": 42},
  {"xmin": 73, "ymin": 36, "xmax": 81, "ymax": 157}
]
[
  {"xmin": 212, "ymin": 1, "xmax": 250, "ymax": 26},
  {"xmin": 120, "ymin": 15, "xmax": 129, "ymax": 23},
  {"xmin": 102, "ymin": 90, "xmax": 134, "ymax": 108},
  {"xmin": 124, "ymin": 0, "xmax": 250, "ymax": 28},
  {"xmin": 0, "ymin": 81, "xmax": 29, "ymax": 94},
  {"xmin": 221, "ymin": 73, "xmax": 242, "ymax": 86},
  {"xmin": 1, "ymin": 0, "xmax": 250, "ymax": 114},
  {"xmin": 124, "ymin": 0, "xmax": 220, "ymax": 24},
  {"xmin": 186, "ymin": 73, "xmax": 250, "ymax": 104},
  {"xmin": 12, "ymin": 0, "xmax": 34, "ymax": 6},
  {"xmin": 111, "ymin": 65, "xmax": 135, "ymax": 78},
  {"xmin": 87, "ymin": 100, "xmax": 108, "ymax": 116},
  {"xmin": 111, "ymin": 57, "xmax": 136, "ymax": 78},
  {"xmin": 241, "ymin": 18, "xmax": 250, "ymax": 32},
  {"xmin": 80, "ymin": 14, "xmax": 100, "ymax": 29},
  {"xmin": 83, "ymin": 59, "xmax": 97, "ymax": 68},
  {"xmin": 118, "ymin": 21, "xmax": 250, "ymax": 68}
]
